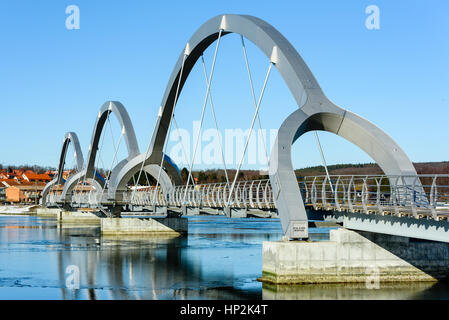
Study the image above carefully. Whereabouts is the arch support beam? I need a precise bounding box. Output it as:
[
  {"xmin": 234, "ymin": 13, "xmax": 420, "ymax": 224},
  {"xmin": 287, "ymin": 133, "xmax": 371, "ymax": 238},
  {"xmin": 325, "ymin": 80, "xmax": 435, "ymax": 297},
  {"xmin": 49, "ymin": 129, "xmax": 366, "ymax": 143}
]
[{"xmin": 269, "ymin": 94, "xmax": 418, "ymax": 239}]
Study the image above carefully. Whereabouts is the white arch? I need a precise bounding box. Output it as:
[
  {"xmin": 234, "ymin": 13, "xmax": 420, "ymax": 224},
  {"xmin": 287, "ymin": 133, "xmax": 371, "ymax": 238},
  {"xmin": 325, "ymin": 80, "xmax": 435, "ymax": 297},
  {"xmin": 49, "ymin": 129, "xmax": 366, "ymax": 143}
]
[{"xmin": 42, "ymin": 132, "xmax": 84, "ymax": 205}]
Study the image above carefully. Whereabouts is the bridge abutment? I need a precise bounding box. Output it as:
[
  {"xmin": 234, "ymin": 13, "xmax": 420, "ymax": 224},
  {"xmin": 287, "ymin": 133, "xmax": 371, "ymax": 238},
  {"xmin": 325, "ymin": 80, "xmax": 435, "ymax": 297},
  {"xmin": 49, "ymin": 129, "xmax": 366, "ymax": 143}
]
[{"xmin": 261, "ymin": 228, "xmax": 449, "ymax": 284}]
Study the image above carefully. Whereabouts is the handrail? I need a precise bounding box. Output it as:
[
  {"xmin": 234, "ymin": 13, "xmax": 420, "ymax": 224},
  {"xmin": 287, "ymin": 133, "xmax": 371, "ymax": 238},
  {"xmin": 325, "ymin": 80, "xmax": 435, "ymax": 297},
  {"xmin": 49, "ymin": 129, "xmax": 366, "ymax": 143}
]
[{"xmin": 47, "ymin": 174, "xmax": 449, "ymax": 221}]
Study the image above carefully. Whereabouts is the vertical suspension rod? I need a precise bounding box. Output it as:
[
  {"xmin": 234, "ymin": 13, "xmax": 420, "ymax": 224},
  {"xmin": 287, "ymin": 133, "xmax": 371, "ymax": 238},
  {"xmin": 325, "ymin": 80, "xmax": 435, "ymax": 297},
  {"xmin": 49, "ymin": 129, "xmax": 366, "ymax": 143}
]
[
  {"xmin": 99, "ymin": 129, "xmax": 125, "ymax": 199},
  {"xmin": 172, "ymin": 115, "xmax": 196, "ymax": 186},
  {"xmin": 226, "ymin": 62, "xmax": 273, "ymax": 207},
  {"xmin": 314, "ymin": 131, "xmax": 334, "ymax": 194},
  {"xmin": 200, "ymin": 54, "xmax": 230, "ymax": 187},
  {"xmin": 241, "ymin": 36, "xmax": 269, "ymax": 166},
  {"xmin": 183, "ymin": 29, "xmax": 223, "ymax": 204}
]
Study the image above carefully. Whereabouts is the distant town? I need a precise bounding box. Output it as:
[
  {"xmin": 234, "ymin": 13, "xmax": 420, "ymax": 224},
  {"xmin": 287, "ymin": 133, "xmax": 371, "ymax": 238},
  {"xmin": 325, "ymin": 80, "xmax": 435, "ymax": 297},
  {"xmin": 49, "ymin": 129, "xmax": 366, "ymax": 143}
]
[{"xmin": 0, "ymin": 167, "xmax": 72, "ymax": 204}]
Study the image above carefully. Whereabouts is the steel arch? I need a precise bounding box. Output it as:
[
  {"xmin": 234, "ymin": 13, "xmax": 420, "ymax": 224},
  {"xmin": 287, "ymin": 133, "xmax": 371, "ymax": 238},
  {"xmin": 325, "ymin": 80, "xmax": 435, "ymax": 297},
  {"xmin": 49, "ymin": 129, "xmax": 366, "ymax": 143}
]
[
  {"xmin": 109, "ymin": 14, "xmax": 321, "ymax": 199},
  {"xmin": 44, "ymin": 14, "xmax": 419, "ymax": 241},
  {"xmin": 61, "ymin": 101, "xmax": 139, "ymax": 202},
  {"xmin": 132, "ymin": 14, "xmax": 417, "ymax": 234},
  {"xmin": 112, "ymin": 14, "xmax": 417, "ymax": 236},
  {"xmin": 123, "ymin": 13, "xmax": 417, "ymax": 237},
  {"xmin": 269, "ymin": 107, "xmax": 418, "ymax": 238},
  {"xmin": 41, "ymin": 132, "xmax": 84, "ymax": 205}
]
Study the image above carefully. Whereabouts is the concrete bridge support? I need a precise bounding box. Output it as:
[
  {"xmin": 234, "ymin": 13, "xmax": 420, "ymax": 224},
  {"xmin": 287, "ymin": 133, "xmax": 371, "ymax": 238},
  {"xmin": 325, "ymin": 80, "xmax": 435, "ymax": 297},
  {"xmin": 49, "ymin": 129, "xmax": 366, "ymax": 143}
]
[
  {"xmin": 101, "ymin": 217, "xmax": 188, "ymax": 236},
  {"xmin": 36, "ymin": 207, "xmax": 61, "ymax": 217},
  {"xmin": 36, "ymin": 207, "xmax": 102, "ymax": 222},
  {"xmin": 261, "ymin": 228, "xmax": 449, "ymax": 284},
  {"xmin": 181, "ymin": 206, "xmax": 200, "ymax": 216},
  {"xmin": 224, "ymin": 207, "xmax": 248, "ymax": 218},
  {"xmin": 148, "ymin": 205, "xmax": 168, "ymax": 215},
  {"xmin": 57, "ymin": 210, "xmax": 101, "ymax": 224}
]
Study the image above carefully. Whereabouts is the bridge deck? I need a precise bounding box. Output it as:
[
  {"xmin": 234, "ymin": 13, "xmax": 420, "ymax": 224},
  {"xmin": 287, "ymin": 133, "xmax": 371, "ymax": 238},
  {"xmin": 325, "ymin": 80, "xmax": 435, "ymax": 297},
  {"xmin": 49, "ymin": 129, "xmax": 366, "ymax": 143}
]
[{"xmin": 45, "ymin": 174, "xmax": 449, "ymax": 242}]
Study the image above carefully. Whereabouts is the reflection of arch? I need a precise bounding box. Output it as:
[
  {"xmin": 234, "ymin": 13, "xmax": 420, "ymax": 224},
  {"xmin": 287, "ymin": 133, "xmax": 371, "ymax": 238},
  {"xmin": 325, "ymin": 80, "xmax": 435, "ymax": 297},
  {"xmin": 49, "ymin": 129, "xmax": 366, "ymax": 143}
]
[
  {"xmin": 42, "ymin": 132, "xmax": 84, "ymax": 204},
  {"xmin": 269, "ymin": 102, "xmax": 418, "ymax": 238},
  {"xmin": 61, "ymin": 101, "xmax": 140, "ymax": 202},
  {"xmin": 110, "ymin": 13, "xmax": 322, "ymax": 199}
]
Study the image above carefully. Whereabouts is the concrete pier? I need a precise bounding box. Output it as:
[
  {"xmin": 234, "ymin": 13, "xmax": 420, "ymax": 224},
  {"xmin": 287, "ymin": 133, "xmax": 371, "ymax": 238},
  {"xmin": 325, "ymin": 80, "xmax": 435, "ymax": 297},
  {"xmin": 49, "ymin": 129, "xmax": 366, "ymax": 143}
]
[
  {"xmin": 58, "ymin": 211, "xmax": 101, "ymax": 224},
  {"xmin": 261, "ymin": 228, "xmax": 449, "ymax": 284},
  {"xmin": 150, "ymin": 205, "xmax": 168, "ymax": 215},
  {"xmin": 35, "ymin": 207, "xmax": 61, "ymax": 217},
  {"xmin": 181, "ymin": 206, "xmax": 200, "ymax": 216},
  {"xmin": 247, "ymin": 209, "xmax": 276, "ymax": 219},
  {"xmin": 101, "ymin": 217, "xmax": 188, "ymax": 235},
  {"xmin": 224, "ymin": 207, "xmax": 247, "ymax": 218},
  {"xmin": 36, "ymin": 208, "xmax": 101, "ymax": 223},
  {"xmin": 199, "ymin": 208, "xmax": 220, "ymax": 216}
]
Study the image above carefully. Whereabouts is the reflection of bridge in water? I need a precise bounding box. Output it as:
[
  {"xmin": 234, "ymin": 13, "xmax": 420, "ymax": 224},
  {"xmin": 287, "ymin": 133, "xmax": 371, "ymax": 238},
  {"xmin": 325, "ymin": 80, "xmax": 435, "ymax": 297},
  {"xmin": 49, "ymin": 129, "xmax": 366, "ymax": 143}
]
[
  {"xmin": 51, "ymin": 223, "xmax": 449, "ymax": 300},
  {"xmin": 55, "ymin": 218, "xmax": 282, "ymax": 300},
  {"xmin": 42, "ymin": 14, "xmax": 449, "ymax": 243}
]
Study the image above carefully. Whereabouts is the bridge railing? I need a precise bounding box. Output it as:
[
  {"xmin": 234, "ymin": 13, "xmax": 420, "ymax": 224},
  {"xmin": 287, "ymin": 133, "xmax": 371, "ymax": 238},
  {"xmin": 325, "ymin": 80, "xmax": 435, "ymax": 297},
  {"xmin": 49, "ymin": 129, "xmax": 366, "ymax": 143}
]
[
  {"xmin": 45, "ymin": 174, "xmax": 449, "ymax": 220},
  {"xmin": 124, "ymin": 179, "xmax": 275, "ymax": 210},
  {"xmin": 47, "ymin": 193, "xmax": 62, "ymax": 204},
  {"xmin": 301, "ymin": 174, "xmax": 449, "ymax": 219},
  {"xmin": 70, "ymin": 192, "xmax": 110, "ymax": 206},
  {"xmin": 47, "ymin": 190, "xmax": 110, "ymax": 207},
  {"xmin": 123, "ymin": 186, "xmax": 167, "ymax": 207}
]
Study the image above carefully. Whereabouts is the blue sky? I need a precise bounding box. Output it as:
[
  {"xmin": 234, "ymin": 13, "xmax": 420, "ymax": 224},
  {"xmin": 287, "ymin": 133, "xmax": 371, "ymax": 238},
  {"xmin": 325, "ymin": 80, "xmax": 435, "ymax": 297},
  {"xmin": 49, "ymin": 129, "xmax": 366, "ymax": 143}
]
[{"xmin": 1, "ymin": 0, "xmax": 448, "ymax": 171}]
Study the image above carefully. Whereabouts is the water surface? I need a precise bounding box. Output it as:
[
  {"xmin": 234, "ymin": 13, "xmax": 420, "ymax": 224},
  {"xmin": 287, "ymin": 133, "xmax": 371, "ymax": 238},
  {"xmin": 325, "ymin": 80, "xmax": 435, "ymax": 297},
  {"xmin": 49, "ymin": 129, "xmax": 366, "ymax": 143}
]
[{"xmin": 0, "ymin": 214, "xmax": 447, "ymax": 300}]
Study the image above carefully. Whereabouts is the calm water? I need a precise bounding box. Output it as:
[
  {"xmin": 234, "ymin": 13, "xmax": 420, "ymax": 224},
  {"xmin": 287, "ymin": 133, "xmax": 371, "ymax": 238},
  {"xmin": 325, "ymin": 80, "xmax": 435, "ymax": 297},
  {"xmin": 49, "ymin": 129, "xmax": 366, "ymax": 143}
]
[{"xmin": 0, "ymin": 213, "xmax": 448, "ymax": 300}]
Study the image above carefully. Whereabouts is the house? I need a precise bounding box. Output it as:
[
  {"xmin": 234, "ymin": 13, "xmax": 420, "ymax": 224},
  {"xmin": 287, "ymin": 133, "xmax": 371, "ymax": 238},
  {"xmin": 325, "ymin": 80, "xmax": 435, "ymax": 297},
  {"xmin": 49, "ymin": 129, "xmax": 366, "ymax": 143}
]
[
  {"xmin": 22, "ymin": 171, "xmax": 52, "ymax": 183},
  {"xmin": 5, "ymin": 183, "xmax": 46, "ymax": 204},
  {"xmin": 45, "ymin": 170, "xmax": 57, "ymax": 179},
  {"xmin": 0, "ymin": 179, "xmax": 21, "ymax": 188},
  {"xmin": 0, "ymin": 169, "xmax": 56, "ymax": 203},
  {"xmin": 0, "ymin": 170, "xmax": 8, "ymax": 180},
  {"xmin": 2, "ymin": 170, "xmax": 25, "ymax": 182},
  {"xmin": 13, "ymin": 169, "xmax": 24, "ymax": 176},
  {"xmin": 10, "ymin": 170, "xmax": 25, "ymax": 179}
]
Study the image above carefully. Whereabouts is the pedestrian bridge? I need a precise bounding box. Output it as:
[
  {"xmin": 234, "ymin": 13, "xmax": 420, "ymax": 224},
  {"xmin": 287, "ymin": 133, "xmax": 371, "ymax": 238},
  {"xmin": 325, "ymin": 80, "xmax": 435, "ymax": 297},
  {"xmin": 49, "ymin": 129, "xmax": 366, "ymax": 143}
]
[
  {"xmin": 45, "ymin": 174, "xmax": 449, "ymax": 242},
  {"xmin": 41, "ymin": 14, "xmax": 449, "ymax": 242},
  {"xmin": 47, "ymin": 174, "xmax": 449, "ymax": 219}
]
